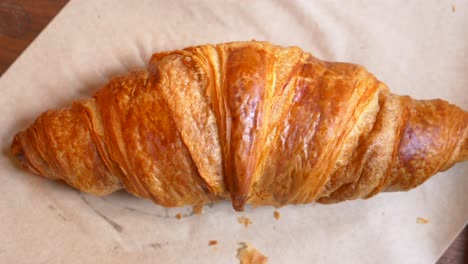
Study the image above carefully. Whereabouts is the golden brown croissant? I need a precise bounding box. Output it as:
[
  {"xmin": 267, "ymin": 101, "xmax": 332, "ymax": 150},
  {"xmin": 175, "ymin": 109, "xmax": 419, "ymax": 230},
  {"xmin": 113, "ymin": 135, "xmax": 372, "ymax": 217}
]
[{"xmin": 10, "ymin": 41, "xmax": 468, "ymax": 211}]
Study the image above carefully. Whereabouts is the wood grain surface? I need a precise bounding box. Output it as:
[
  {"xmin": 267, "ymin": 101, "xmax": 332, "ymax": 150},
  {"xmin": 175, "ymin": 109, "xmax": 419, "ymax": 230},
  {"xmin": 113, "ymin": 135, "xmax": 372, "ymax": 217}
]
[
  {"xmin": 0, "ymin": 0, "xmax": 68, "ymax": 74},
  {"xmin": 0, "ymin": 1, "xmax": 466, "ymax": 263}
]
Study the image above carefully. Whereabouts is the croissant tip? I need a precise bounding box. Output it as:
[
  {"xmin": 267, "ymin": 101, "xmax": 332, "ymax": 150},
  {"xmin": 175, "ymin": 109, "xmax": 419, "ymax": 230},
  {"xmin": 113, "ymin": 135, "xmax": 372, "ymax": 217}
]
[
  {"xmin": 10, "ymin": 133, "xmax": 41, "ymax": 176},
  {"xmin": 232, "ymin": 195, "xmax": 247, "ymax": 211},
  {"xmin": 10, "ymin": 134, "xmax": 26, "ymax": 166}
]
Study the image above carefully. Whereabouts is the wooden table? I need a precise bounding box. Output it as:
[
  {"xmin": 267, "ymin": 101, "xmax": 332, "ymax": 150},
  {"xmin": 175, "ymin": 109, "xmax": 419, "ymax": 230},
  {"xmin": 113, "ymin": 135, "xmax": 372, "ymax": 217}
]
[{"xmin": 0, "ymin": 1, "xmax": 466, "ymax": 263}]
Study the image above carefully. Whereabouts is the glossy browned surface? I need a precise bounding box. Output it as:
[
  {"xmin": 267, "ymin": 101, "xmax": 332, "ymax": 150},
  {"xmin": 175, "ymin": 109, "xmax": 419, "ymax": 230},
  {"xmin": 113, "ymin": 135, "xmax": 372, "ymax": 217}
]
[
  {"xmin": 10, "ymin": 40, "xmax": 467, "ymax": 221},
  {"xmin": 0, "ymin": 1, "xmax": 465, "ymax": 262}
]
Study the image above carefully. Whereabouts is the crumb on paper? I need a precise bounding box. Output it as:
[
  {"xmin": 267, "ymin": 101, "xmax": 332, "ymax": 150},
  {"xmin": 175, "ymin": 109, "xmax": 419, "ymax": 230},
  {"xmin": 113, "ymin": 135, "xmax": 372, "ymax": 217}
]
[
  {"xmin": 176, "ymin": 213, "xmax": 182, "ymax": 220},
  {"xmin": 192, "ymin": 204, "xmax": 203, "ymax": 215},
  {"xmin": 237, "ymin": 216, "xmax": 252, "ymax": 228},
  {"xmin": 416, "ymin": 217, "xmax": 429, "ymax": 224},
  {"xmin": 237, "ymin": 242, "xmax": 268, "ymax": 264},
  {"xmin": 273, "ymin": 210, "xmax": 280, "ymax": 220},
  {"xmin": 208, "ymin": 240, "xmax": 218, "ymax": 246},
  {"xmin": 452, "ymin": 4, "xmax": 456, "ymax": 12}
]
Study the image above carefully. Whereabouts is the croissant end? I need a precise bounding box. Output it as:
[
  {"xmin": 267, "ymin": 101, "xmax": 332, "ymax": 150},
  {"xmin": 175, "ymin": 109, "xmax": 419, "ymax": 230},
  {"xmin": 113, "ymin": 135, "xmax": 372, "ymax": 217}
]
[{"xmin": 10, "ymin": 134, "xmax": 40, "ymax": 175}]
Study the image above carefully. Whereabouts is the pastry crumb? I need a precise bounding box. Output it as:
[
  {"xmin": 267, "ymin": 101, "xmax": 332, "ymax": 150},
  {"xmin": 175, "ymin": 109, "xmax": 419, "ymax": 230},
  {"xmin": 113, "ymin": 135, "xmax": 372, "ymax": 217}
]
[
  {"xmin": 452, "ymin": 4, "xmax": 456, "ymax": 12},
  {"xmin": 237, "ymin": 216, "xmax": 252, "ymax": 228},
  {"xmin": 192, "ymin": 204, "xmax": 203, "ymax": 215},
  {"xmin": 237, "ymin": 242, "xmax": 268, "ymax": 264},
  {"xmin": 273, "ymin": 210, "xmax": 280, "ymax": 220},
  {"xmin": 176, "ymin": 213, "xmax": 182, "ymax": 220},
  {"xmin": 208, "ymin": 240, "xmax": 218, "ymax": 246},
  {"xmin": 416, "ymin": 217, "xmax": 429, "ymax": 224}
]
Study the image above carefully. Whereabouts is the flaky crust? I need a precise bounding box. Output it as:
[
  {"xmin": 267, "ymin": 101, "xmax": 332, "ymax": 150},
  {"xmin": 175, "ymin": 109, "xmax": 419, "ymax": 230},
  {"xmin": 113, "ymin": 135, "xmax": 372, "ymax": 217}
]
[{"xmin": 11, "ymin": 41, "xmax": 468, "ymax": 211}]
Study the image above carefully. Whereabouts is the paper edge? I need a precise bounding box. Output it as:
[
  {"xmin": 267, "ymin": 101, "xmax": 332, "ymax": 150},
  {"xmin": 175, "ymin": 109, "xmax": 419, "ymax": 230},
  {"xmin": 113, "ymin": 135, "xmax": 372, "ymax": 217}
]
[
  {"xmin": 432, "ymin": 221, "xmax": 468, "ymax": 264},
  {"xmin": 0, "ymin": 1, "xmax": 72, "ymax": 79}
]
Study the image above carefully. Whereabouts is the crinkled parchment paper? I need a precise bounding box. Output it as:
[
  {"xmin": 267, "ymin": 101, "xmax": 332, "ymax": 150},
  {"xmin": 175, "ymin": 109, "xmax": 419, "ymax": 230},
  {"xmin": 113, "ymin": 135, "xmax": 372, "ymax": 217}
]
[{"xmin": 0, "ymin": 1, "xmax": 467, "ymax": 263}]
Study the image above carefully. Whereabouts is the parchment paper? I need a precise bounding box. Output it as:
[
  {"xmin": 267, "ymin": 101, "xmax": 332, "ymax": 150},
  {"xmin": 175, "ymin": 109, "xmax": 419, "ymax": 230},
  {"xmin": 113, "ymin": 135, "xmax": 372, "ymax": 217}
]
[{"xmin": 1, "ymin": 1, "xmax": 467, "ymax": 263}]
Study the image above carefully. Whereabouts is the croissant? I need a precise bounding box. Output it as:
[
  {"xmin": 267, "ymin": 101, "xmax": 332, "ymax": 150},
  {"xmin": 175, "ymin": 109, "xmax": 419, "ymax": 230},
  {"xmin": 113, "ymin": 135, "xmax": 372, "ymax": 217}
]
[{"xmin": 10, "ymin": 41, "xmax": 467, "ymax": 211}]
